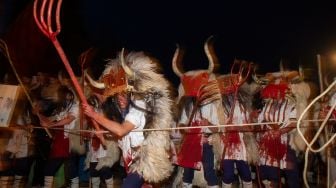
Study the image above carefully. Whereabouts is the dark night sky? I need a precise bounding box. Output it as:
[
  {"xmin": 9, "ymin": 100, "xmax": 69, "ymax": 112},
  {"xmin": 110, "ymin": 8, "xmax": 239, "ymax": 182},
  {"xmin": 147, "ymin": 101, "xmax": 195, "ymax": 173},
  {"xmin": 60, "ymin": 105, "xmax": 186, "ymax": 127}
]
[
  {"xmin": 72, "ymin": 1, "xmax": 336, "ymax": 72},
  {"xmin": 1, "ymin": 0, "xmax": 336, "ymax": 85}
]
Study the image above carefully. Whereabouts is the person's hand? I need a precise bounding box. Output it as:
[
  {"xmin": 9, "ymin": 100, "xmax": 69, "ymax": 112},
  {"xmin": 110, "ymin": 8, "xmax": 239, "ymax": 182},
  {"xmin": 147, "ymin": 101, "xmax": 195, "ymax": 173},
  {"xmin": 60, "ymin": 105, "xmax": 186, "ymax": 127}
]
[
  {"xmin": 40, "ymin": 119, "xmax": 49, "ymax": 128},
  {"xmin": 82, "ymin": 103, "xmax": 96, "ymax": 119}
]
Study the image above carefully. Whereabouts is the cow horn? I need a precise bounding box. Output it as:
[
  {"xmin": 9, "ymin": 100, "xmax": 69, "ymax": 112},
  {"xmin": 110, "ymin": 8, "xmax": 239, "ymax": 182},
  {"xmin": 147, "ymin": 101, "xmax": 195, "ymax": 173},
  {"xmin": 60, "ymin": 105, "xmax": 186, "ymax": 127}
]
[
  {"xmin": 172, "ymin": 44, "xmax": 184, "ymax": 78},
  {"xmin": 204, "ymin": 36, "xmax": 217, "ymax": 73},
  {"xmin": 120, "ymin": 48, "xmax": 135, "ymax": 77},
  {"xmin": 84, "ymin": 70, "xmax": 105, "ymax": 89},
  {"xmin": 280, "ymin": 58, "xmax": 284, "ymax": 72},
  {"xmin": 299, "ymin": 65, "xmax": 305, "ymax": 81}
]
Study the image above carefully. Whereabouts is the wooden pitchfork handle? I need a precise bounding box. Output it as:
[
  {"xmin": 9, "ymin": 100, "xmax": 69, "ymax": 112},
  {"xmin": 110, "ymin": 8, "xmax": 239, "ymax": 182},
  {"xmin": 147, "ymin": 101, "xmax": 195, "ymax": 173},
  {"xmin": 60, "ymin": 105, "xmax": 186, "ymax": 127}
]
[
  {"xmin": 78, "ymin": 48, "xmax": 96, "ymax": 144},
  {"xmin": 33, "ymin": 0, "xmax": 101, "ymax": 131}
]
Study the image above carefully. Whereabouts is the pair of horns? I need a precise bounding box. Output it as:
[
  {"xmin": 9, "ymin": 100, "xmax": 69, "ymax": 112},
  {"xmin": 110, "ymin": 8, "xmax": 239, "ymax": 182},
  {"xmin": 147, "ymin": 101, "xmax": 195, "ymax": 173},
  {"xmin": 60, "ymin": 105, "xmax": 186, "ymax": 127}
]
[
  {"xmin": 172, "ymin": 36, "xmax": 217, "ymax": 77},
  {"xmin": 85, "ymin": 48, "xmax": 134, "ymax": 89}
]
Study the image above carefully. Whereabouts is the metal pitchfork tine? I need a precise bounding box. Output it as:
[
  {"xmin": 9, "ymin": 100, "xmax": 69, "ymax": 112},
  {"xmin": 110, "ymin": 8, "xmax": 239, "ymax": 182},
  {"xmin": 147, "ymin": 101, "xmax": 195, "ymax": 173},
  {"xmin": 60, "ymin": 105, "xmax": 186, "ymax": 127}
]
[{"xmin": 33, "ymin": 0, "xmax": 101, "ymax": 131}]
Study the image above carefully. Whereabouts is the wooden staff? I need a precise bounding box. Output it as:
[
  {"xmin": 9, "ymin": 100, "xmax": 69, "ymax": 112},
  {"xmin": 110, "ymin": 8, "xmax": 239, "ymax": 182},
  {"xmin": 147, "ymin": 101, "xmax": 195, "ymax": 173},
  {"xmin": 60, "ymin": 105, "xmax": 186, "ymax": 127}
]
[{"xmin": 0, "ymin": 39, "xmax": 52, "ymax": 138}]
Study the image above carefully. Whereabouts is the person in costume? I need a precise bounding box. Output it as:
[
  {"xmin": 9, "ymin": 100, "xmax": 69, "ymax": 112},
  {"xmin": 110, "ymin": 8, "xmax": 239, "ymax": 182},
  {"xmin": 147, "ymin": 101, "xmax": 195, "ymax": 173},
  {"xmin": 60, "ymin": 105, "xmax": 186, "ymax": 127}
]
[
  {"xmin": 39, "ymin": 85, "xmax": 79, "ymax": 188},
  {"xmin": 217, "ymin": 61, "xmax": 256, "ymax": 188},
  {"xmin": 254, "ymin": 68, "xmax": 310, "ymax": 188},
  {"xmin": 83, "ymin": 49, "xmax": 173, "ymax": 188},
  {"xmin": 171, "ymin": 37, "xmax": 221, "ymax": 188}
]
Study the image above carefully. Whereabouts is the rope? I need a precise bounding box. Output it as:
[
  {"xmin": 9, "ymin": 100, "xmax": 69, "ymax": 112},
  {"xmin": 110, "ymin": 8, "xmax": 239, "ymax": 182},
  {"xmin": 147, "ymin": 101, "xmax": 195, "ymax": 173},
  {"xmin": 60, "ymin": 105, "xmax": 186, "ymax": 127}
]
[
  {"xmin": 3, "ymin": 118, "xmax": 335, "ymax": 134},
  {"xmin": 296, "ymin": 79, "xmax": 336, "ymax": 188}
]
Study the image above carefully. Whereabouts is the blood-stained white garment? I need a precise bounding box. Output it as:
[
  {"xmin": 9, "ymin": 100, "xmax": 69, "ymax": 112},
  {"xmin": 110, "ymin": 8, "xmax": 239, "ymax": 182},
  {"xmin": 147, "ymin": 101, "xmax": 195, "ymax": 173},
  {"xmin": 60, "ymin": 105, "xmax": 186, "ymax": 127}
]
[
  {"xmin": 88, "ymin": 104, "xmax": 108, "ymax": 162},
  {"xmin": 89, "ymin": 141, "xmax": 107, "ymax": 162},
  {"xmin": 118, "ymin": 100, "xmax": 146, "ymax": 170},
  {"xmin": 223, "ymin": 101, "xmax": 249, "ymax": 161},
  {"xmin": 179, "ymin": 102, "xmax": 220, "ymax": 133},
  {"xmin": 177, "ymin": 101, "xmax": 220, "ymax": 169},
  {"xmin": 258, "ymin": 98, "xmax": 296, "ymax": 169},
  {"xmin": 54, "ymin": 102, "xmax": 79, "ymax": 138}
]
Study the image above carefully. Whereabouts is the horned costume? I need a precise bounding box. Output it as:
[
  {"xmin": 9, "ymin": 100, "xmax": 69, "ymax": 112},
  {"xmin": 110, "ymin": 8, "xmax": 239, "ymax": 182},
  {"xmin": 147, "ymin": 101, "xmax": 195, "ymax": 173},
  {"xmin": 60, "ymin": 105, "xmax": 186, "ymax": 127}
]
[
  {"xmin": 217, "ymin": 60, "xmax": 256, "ymax": 188},
  {"xmin": 85, "ymin": 49, "xmax": 174, "ymax": 186},
  {"xmin": 254, "ymin": 69, "xmax": 312, "ymax": 188},
  {"xmin": 172, "ymin": 37, "xmax": 222, "ymax": 188},
  {"xmin": 38, "ymin": 86, "xmax": 81, "ymax": 188}
]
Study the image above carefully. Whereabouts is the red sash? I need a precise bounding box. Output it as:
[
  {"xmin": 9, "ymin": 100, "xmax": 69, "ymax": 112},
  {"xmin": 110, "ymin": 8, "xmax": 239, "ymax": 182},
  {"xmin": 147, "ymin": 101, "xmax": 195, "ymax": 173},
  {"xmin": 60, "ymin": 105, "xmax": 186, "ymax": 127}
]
[
  {"xmin": 177, "ymin": 121, "xmax": 202, "ymax": 170},
  {"xmin": 49, "ymin": 131, "xmax": 69, "ymax": 158}
]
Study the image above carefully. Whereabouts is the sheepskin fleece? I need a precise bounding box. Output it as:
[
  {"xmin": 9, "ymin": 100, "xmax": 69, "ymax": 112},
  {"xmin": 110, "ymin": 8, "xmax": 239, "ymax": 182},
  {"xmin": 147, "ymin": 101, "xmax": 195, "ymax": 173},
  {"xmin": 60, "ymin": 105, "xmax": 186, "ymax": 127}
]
[{"xmin": 104, "ymin": 52, "xmax": 174, "ymax": 183}]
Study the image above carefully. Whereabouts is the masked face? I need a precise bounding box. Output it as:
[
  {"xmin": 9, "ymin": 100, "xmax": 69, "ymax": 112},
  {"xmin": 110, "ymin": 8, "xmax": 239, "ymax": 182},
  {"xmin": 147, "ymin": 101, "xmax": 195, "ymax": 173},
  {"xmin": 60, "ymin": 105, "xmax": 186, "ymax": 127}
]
[{"xmin": 116, "ymin": 92, "xmax": 129, "ymax": 110}]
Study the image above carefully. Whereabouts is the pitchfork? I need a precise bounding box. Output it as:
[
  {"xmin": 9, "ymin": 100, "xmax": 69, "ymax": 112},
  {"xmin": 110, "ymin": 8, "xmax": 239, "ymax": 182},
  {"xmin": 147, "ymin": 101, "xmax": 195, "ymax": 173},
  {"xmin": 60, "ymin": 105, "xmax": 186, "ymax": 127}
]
[
  {"xmin": 33, "ymin": 0, "xmax": 101, "ymax": 131},
  {"xmin": 227, "ymin": 59, "xmax": 252, "ymax": 123}
]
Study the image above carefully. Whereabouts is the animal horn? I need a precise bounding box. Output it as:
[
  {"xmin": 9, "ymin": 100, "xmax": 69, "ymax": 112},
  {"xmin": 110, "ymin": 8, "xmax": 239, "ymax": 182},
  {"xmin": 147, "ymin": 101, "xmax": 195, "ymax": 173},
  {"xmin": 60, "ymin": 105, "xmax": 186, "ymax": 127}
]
[
  {"xmin": 120, "ymin": 48, "xmax": 135, "ymax": 77},
  {"xmin": 172, "ymin": 44, "xmax": 184, "ymax": 77},
  {"xmin": 280, "ymin": 58, "xmax": 284, "ymax": 73},
  {"xmin": 299, "ymin": 65, "xmax": 304, "ymax": 80},
  {"xmin": 84, "ymin": 70, "xmax": 105, "ymax": 89},
  {"xmin": 204, "ymin": 35, "xmax": 217, "ymax": 73}
]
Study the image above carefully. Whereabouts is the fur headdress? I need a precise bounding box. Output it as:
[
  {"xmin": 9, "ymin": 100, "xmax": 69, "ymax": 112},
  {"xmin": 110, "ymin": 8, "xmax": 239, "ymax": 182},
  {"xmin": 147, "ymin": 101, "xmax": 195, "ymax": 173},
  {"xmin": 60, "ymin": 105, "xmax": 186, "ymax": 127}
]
[{"xmin": 87, "ymin": 50, "xmax": 174, "ymax": 183}]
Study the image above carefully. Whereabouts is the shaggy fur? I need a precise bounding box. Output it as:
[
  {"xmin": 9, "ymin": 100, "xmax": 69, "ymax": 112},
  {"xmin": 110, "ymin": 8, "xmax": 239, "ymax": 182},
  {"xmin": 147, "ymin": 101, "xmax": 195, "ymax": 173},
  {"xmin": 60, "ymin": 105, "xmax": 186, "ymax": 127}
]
[
  {"xmin": 290, "ymin": 81, "xmax": 317, "ymax": 151},
  {"xmin": 103, "ymin": 52, "xmax": 174, "ymax": 183}
]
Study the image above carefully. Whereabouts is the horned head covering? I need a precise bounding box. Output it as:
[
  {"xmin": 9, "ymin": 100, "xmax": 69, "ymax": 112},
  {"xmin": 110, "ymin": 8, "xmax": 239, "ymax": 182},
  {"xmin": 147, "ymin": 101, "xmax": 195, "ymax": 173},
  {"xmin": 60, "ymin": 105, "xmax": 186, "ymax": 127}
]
[
  {"xmin": 172, "ymin": 36, "xmax": 221, "ymax": 105},
  {"xmin": 86, "ymin": 49, "xmax": 174, "ymax": 183}
]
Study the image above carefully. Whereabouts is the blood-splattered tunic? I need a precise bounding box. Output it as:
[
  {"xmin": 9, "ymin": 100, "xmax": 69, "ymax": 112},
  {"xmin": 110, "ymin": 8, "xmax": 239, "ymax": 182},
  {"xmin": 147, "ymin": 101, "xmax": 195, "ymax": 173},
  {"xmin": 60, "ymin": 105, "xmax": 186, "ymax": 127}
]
[
  {"xmin": 223, "ymin": 101, "xmax": 249, "ymax": 161},
  {"xmin": 258, "ymin": 98, "xmax": 296, "ymax": 169},
  {"xmin": 118, "ymin": 100, "xmax": 146, "ymax": 172},
  {"xmin": 177, "ymin": 102, "xmax": 219, "ymax": 169}
]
